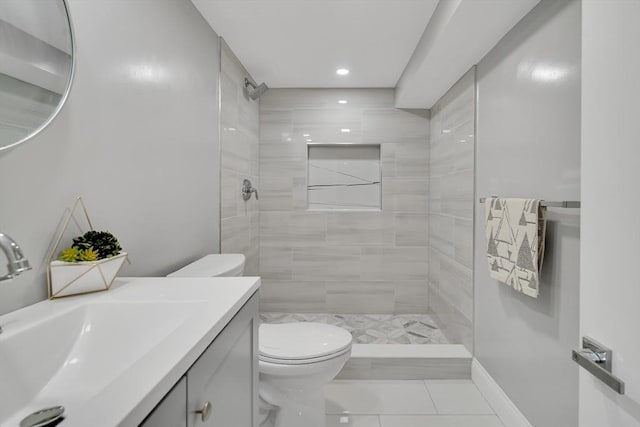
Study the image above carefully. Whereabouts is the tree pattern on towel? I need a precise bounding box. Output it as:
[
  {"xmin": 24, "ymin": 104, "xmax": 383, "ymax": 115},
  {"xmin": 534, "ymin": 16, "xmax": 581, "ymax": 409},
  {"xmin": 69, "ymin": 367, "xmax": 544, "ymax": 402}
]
[{"xmin": 485, "ymin": 198, "xmax": 547, "ymax": 298}]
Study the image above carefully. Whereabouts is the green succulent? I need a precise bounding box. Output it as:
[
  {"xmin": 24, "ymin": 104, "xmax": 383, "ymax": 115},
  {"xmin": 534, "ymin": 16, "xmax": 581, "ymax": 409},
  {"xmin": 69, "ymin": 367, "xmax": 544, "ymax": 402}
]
[
  {"xmin": 59, "ymin": 246, "xmax": 81, "ymax": 262},
  {"xmin": 79, "ymin": 247, "xmax": 99, "ymax": 262},
  {"xmin": 72, "ymin": 230, "xmax": 122, "ymax": 260}
]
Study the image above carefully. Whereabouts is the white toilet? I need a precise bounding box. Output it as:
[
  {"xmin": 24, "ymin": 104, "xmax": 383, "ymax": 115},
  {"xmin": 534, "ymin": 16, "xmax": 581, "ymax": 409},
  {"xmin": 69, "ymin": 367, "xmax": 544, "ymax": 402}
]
[{"xmin": 168, "ymin": 254, "xmax": 353, "ymax": 427}]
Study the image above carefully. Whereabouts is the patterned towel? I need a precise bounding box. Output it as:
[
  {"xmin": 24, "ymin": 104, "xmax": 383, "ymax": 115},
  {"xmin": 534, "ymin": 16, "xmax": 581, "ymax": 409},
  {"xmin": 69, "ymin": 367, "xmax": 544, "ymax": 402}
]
[{"xmin": 485, "ymin": 198, "xmax": 547, "ymax": 298}]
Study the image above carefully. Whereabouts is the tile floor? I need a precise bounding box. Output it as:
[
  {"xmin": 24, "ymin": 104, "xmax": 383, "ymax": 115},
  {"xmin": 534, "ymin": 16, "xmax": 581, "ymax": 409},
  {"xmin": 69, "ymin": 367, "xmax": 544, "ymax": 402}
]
[
  {"xmin": 260, "ymin": 313, "xmax": 449, "ymax": 344},
  {"xmin": 324, "ymin": 380, "xmax": 504, "ymax": 427}
]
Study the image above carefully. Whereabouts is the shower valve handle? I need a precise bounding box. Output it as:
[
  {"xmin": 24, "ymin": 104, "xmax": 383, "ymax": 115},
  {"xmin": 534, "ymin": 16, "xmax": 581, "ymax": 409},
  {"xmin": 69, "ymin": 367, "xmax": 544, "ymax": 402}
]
[{"xmin": 242, "ymin": 179, "xmax": 258, "ymax": 201}]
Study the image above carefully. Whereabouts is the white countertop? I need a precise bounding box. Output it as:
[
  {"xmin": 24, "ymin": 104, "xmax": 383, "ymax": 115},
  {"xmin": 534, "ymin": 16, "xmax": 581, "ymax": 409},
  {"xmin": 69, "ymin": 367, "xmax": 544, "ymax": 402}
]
[{"xmin": 0, "ymin": 276, "xmax": 260, "ymax": 427}]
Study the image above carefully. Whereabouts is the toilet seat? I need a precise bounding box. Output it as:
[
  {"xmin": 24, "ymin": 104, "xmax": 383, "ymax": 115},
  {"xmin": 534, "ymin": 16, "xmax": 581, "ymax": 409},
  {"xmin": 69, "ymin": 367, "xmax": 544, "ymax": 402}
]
[
  {"xmin": 259, "ymin": 345, "xmax": 351, "ymax": 365},
  {"xmin": 259, "ymin": 322, "xmax": 352, "ymax": 365}
]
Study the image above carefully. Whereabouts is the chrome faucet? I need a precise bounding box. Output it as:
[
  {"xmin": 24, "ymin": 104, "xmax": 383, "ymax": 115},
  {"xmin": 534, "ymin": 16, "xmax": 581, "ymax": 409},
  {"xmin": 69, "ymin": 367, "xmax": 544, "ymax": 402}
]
[{"xmin": 0, "ymin": 232, "xmax": 31, "ymax": 282}]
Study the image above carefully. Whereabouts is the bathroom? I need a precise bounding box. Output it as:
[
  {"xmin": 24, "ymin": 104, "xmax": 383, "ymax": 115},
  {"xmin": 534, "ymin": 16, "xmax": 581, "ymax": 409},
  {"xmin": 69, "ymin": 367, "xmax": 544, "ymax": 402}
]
[{"xmin": 0, "ymin": 0, "xmax": 638, "ymax": 426}]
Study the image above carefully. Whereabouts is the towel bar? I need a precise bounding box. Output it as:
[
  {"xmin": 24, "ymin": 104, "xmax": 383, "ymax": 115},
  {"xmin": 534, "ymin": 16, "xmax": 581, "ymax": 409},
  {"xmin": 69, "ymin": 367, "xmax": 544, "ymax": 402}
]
[{"xmin": 479, "ymin": 198, "xmax": 580, "ymax": 208}]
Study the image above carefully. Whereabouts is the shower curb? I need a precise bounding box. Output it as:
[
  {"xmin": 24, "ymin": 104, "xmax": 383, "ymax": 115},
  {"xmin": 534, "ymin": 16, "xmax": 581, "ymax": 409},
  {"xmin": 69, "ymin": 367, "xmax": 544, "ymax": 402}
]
[{"xmin": 337, "ymin": 344, "xmax": 472, "ymax": 380}]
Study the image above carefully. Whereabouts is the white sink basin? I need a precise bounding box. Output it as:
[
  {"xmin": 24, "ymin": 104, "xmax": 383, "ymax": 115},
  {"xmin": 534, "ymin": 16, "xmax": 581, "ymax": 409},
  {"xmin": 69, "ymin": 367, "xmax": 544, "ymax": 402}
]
[
  {"xmin": 0, "ymin": 300, "xmax": 202, "ymax": 420},
  {"xmin": 0, "ymin": 276, "xmax": 260, "ymax": 426}
]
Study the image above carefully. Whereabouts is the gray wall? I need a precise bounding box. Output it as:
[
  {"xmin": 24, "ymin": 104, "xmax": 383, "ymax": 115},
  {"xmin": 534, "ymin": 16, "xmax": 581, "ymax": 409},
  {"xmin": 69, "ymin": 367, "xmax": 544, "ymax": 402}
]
[
  {"xmin": 0, "ymin": 0, "xmax": 221, "ymax": 315},
  {"xmin": 219, "ymin": 40, "xmax": 260, "ymax": 275},
  {"xmin": 474, "ymin": 1, "xmax": 580, "ymax": 426},
  {"xmin": 428, "ymin": 68, "xmax": 475, "ymax": 351},
  {"xmin": 259, "ymin": 89, "xmax": 430, "ymax": 314}
]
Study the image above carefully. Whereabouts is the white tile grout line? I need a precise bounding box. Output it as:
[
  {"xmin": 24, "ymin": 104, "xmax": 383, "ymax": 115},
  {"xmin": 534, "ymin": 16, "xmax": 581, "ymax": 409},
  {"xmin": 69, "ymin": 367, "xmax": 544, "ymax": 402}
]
[
  {"xmin": 328, "ymin": 412, "xmax": 510, "ymax": 426},
  {"xmin": 423, "ymin": 379, "xmax": 498, "ymax": 417},
  {"xmin": 327, "ymin": 379, "xmax": 515, "ymax": 424},
  {"xmin": 420, "ymin": 379, "xmax": 439, "ymax": 415}
]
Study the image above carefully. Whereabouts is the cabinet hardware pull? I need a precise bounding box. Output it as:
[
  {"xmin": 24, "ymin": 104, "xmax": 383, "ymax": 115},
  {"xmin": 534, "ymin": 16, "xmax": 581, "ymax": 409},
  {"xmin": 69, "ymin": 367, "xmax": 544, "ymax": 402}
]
[{"xmin": 196, "ymin": 401, "xmax": 212, "ymax": 422}]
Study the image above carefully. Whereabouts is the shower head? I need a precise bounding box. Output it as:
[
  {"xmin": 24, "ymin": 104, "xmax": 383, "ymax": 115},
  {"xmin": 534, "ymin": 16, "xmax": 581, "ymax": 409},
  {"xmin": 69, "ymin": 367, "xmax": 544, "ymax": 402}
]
[{"xmin": 244, "ymin": 78, "xmax": 268, "ymax": 100}]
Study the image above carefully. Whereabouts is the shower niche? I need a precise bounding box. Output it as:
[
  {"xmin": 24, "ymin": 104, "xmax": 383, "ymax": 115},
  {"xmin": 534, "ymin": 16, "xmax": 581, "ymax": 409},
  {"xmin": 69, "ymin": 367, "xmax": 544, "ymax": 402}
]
[{"xmin": 307, "ymin": 144, "xmax": 381, "ymax": 211}]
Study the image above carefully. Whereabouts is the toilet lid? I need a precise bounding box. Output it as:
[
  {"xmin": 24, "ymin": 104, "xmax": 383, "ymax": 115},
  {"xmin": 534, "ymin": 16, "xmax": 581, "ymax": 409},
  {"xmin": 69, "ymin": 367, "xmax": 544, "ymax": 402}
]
[{"xmin": 259, "ymin": 322, "xmax": 352, "ymax": 361}]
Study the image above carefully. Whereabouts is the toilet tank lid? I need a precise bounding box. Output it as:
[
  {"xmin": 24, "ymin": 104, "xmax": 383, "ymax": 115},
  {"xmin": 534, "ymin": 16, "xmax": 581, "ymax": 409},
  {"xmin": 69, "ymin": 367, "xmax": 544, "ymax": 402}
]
[{"xmin": 168, "ymin": 254, "xmax": 245, "ymax": 277}]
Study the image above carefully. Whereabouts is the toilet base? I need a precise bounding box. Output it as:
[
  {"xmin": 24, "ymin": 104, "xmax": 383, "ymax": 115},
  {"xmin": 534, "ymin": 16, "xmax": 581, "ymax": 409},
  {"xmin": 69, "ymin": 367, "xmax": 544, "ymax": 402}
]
[
  {"xmin": 258, "ymin": 326, "xmax": 352, "ymax": 427},
  {"xmin": 259, "ymin": 350, "xmax": 351, "ymax": 427},
  {"xmin": 260, "ymin": 387, "xmax": 325, "ymax": 427},
  {"xmin": 259, "ymin": 395, "xmax": 276, "ymax": 427}
]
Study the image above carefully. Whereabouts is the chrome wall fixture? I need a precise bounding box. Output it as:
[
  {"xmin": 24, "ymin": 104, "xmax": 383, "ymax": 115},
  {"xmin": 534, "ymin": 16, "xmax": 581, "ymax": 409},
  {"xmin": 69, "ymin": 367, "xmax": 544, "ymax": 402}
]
[
  {"xmin": 242, "ymin": 179, "xmax": 258, "ymax": 201},
  {"xmin": 244, "ymin": 78, "xmax": 268, "ymax": 100},
  {"xmin": 0, "ymin": 232, "xmax": 31, "ymax": 282},
  {"xmin": 0, "ymin": 232, "xmax": 31, "ymax": 334},
  {"xmin": 572, "ymin": 336, "xmax": 625, "ymax": 394}
]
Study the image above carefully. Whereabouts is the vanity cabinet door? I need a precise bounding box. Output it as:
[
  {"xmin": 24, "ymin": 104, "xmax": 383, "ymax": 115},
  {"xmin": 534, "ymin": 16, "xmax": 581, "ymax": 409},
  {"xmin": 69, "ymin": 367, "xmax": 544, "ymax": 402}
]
[
  {"xmin": 140, "ymin": 376, "xmax": 187, "ymax": 427},
  {"xmin": 187, "ymin": 295, "xmax": 258, "ymax": 427}
]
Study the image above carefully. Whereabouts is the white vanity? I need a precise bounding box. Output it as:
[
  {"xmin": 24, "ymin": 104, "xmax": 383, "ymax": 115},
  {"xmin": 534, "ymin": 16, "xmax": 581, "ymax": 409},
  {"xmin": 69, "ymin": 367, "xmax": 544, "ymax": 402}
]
[{"xmin": 0, "ymin": 277, "xmax": 260, "ymax": 427}]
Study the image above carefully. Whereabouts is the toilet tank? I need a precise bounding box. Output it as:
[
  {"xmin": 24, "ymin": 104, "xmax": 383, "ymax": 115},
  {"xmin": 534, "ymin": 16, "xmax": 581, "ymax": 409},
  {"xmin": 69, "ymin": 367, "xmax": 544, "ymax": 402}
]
[{"xmin": 167, "ymin": 254, "xmax": 245, "ymax": 277}]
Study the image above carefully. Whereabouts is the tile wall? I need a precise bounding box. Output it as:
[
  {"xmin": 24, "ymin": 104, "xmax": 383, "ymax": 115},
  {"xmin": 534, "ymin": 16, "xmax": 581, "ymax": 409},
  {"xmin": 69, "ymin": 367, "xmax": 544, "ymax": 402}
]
[
  {"xmin": 259, "ymin": 89, "xmax": 429, "ymax": 313},
  {"xmin": 428, "ymin": 68, "xmax": 476, "ymax": 350},
  {"xmin": 219, "ymin": 40, "xmax": 260, "ymax": 274}
]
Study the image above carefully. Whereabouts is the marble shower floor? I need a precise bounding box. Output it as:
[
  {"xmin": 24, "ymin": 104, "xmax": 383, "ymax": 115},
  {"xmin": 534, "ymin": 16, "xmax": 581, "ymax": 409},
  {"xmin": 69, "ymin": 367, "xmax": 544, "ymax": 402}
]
[{"xmin": 260, "ymin": 313, "xmax": 450, "ymax": 344}]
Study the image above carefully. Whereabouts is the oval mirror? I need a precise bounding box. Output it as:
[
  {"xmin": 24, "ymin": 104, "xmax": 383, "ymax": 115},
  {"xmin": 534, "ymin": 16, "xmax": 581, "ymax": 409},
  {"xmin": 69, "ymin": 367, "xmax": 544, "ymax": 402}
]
[{"xmin": 0, "ymin": 0, "xmax": 74, "ymax": 152}]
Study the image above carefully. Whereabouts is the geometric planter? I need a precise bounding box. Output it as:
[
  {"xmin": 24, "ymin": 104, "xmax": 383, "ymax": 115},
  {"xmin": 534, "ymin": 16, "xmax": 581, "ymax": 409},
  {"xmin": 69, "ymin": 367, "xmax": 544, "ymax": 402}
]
[
  {"xmin": 47, "ymin": 197, "xmax": 129, "ymax": 299},
  {"xmin": 49, "ymin": 252, "xmax": 128, "ymax": 299}
]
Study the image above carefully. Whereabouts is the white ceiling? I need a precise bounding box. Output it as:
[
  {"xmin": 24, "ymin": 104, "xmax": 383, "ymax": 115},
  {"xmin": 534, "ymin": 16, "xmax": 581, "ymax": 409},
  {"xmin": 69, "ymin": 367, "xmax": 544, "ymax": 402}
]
[
  {"xmin": 190, "ymin": 0, "xmax": 439, "ymax": 88},
  {"xmin": 395, "ymin": 0, "xmax": 541, "ymax": 108},
  {"xmin": 191, "ymin": 0, "xmax": 541, "ymax": 108}
]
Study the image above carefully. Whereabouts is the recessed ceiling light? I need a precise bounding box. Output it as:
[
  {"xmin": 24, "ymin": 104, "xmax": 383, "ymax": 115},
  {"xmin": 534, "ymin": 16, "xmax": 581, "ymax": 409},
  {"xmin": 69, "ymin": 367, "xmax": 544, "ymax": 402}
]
[
  {"xmin": 336, "ymin": 68, "xmax": 350, "ymax": 76},
  {"xmin": 338, "ymin": 100, "xmax": 348, "ymax": 104},
  {"xmin": 341, "ymin": 129, "xmax": 351, "ymax": 133},
  {"xmin": 303, "ymin": 133, "xmax": 310, "ymax": 137},
  {"xmin": 442, "ymin": 129, "xmax": 451, "ymax": 134},
  {"xmin": 306, "ymin": 138, "xmax": 313, "ymax": 142}
]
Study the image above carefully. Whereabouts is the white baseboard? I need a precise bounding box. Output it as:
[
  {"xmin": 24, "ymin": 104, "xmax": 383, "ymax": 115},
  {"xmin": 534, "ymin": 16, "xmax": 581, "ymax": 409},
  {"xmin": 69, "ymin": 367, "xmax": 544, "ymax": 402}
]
[{"xmin": 472, "ymin": 358, "xmax": 532, "ymax": 427}]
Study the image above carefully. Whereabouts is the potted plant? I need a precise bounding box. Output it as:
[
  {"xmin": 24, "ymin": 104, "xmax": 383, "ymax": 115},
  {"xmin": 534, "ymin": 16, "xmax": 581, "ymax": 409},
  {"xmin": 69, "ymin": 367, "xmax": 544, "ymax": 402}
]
[{"xmin": 49, "ymin": 230, "xmax": 128, "ymax": 298}]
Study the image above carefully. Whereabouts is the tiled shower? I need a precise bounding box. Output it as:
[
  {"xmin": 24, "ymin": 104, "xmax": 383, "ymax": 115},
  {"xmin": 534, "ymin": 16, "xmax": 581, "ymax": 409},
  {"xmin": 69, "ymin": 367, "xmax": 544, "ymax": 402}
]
[
  {"xmin": 427, "ymin": 69, "xmax": 475, "ymax": 350},
  {"xmin": 219, "ymin": 41, "xmax": 475, "ymax": 350},
  {"xmin": 258, "ymin": 89, "xmax": 430, "ymax": 316},
  {"xmin": 219, "ymin": 40, "xmax": 260, "ymax": 275}
]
